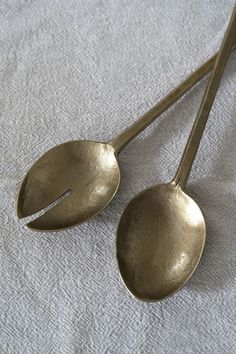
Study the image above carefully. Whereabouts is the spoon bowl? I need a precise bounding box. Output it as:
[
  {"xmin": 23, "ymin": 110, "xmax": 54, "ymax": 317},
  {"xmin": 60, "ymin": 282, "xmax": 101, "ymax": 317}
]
[
  {"xmin": 116, "ymin": 183, "xmax": 206, "ymax": 301},
  {"xmin": 17, "ymin": 141, "xmax": 120, "ymax": 230}
]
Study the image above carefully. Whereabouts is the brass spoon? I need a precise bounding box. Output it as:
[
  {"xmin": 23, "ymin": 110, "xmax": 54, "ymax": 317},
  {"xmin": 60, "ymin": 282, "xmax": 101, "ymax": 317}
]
[
  {"xmin": 116, "ymin": 7, "xmax": 236, "ymax": 301},
  {"xmin": 17, "ymin": 41, "xmax": 236, "ymax": 231}
]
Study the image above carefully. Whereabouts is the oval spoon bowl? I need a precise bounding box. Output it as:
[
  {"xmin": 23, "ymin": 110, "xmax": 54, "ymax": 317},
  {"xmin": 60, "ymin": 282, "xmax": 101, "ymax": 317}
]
[{"xmin": 117, "ymin": 183, "xmax": 206, "ymax": 301}]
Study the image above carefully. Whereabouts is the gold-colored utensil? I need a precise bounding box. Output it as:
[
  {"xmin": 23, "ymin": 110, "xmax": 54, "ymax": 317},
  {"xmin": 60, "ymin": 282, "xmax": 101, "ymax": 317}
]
[
  {"xmin": 116, "ymin": 7, "xmax": 236, "ymax": 302},
  {"xmin": 17, "ymin": 33, "xmax": 236, "ymax": 231}
]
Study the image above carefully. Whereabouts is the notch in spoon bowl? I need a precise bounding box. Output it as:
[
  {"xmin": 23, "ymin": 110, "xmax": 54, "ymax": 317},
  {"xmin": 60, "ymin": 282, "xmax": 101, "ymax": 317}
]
[{"xmin": 17, "ymin": 141, "xmax": 120, "ymax": 230}]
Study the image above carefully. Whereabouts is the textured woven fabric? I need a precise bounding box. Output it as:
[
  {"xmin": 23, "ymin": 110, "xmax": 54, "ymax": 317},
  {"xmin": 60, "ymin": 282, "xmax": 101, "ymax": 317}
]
[{"xmin": 1, "ymin": 1, "xmax": 236, "ymax": 353}]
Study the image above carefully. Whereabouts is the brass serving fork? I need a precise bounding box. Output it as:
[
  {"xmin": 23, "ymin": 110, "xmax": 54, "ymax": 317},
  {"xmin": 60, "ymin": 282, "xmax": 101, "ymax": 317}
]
[{"xmin": 17, "ymin": 40, "xmax": 236, "ymax": 231}]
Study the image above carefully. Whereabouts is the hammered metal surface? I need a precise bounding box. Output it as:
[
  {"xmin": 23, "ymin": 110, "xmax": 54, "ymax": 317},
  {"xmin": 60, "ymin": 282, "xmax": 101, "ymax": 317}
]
[
  {"xmin": 116, "ymin": 183, "xmax": 206, "ymax": 301},
  {"xmin": 17, "ymin": 141, "xmax": 120, "ymax": 230}
]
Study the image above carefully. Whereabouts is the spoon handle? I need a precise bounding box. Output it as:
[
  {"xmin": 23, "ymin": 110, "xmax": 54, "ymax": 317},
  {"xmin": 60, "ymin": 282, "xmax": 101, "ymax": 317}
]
[
  {"xmin": 173, "ymin": 6, "xmax": 236, "ymax": 188},
  {"xmin": 110, "ymin": 41, "xmax": 236, "ymax": 154}
]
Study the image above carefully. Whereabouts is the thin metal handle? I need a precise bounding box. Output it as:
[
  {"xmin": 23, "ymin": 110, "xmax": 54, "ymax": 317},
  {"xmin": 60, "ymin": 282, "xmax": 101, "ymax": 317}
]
[
  {"xmin": 110, "ymin": 43, "xmax": 236, "ymax": 155},
  {"xmin": 173, "ymin": 6, "xmax": 236, "ymax": 188}
]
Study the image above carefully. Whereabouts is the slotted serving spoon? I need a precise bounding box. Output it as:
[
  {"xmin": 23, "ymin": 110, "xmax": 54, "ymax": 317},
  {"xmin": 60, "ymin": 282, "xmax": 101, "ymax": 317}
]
[
  {"xmin": 17, "ymin": 35, "xmax": 236, "ymax": 231},
  {"xmin": 116, "ymin": 6, "xmax": 236, "ymax": 301}
]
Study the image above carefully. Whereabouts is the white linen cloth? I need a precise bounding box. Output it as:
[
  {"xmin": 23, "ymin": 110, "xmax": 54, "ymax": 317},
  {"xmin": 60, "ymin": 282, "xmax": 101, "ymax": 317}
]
[{"xmin": 0, "ymin": 0, "xmax": 236, "ymax": 353}]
